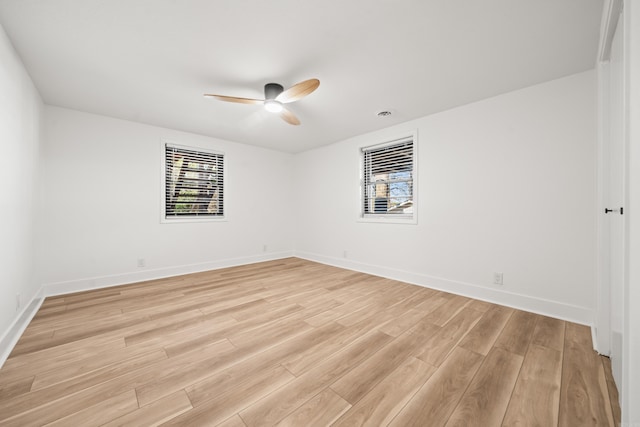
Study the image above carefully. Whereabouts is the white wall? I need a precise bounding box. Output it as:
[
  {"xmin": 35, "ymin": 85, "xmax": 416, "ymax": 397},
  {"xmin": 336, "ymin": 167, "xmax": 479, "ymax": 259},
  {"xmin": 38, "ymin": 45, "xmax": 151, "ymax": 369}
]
[
  {"xmin": 294, "ymin": 70, "xmax": 597, "ymax": 324},
  {"xmin": 40, "ymin": 106, "xmax": 294, "ymax": 293},
  {"xmin": 0, "ymin": 24, "xmax": 44, "ymax": 358}
]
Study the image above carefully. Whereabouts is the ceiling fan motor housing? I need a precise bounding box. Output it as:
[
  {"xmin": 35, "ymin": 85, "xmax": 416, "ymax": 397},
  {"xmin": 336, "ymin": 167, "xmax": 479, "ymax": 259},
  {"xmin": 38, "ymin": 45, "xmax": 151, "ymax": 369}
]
[{"xmin": 264, "ymin": 83, "xmax": 284, "ymax": 100}]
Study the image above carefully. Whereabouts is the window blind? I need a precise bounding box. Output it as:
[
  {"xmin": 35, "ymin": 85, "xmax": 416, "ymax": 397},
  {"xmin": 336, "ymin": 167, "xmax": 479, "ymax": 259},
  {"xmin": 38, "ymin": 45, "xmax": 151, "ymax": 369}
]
[
  {"xmin": 362, "ymin": 138, "xmax": 414, "ymax": 216},
  {"xmin": 165, "ymin": 144, "xmax": 224, "ymax": 218}
]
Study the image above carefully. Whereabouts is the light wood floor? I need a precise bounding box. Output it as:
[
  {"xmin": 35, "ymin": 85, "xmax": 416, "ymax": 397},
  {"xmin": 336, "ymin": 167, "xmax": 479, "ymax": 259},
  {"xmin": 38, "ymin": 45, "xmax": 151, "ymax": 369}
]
[{"xmin": 0, "ymin": 258, "xmax": 621, "ymax": 426}]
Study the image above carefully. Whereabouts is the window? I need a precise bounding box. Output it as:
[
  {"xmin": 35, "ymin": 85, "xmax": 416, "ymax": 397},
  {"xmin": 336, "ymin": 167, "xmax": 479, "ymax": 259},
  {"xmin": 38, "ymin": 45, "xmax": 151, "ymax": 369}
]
[
  {"xmin": 163, "ymin": 143, "xmax": 224, "ymax": 221},
  {"xmin": 361, "ymin": 134, "xmax": 416, "ymax": 222}
]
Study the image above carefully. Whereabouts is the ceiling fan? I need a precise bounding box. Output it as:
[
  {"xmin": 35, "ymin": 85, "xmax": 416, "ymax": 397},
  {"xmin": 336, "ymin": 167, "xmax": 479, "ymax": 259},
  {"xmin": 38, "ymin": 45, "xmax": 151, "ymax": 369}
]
[{"xmin": 204, "ymin": 78, "xmax": 320, "ymax": 126}]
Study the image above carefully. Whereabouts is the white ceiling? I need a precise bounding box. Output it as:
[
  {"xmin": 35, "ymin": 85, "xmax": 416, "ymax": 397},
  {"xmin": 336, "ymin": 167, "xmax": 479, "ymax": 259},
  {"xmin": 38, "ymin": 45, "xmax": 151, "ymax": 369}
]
[{"xmin": 0, "ymin": 0, "xmax": 603, "ymax": 153}]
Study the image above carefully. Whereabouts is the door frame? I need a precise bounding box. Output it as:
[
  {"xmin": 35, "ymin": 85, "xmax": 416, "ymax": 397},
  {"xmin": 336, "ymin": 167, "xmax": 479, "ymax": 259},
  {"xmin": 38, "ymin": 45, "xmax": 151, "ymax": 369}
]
[{"xmin": 595, "ymin": 0, "xmax": 624, "ymax": 357}]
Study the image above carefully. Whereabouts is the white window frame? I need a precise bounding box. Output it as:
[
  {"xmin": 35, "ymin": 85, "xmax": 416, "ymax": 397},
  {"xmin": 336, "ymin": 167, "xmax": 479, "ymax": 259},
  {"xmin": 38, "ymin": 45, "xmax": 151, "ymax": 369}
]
[
  {"xmin": 160, "ymin": 140, "xmax": 226, "ymax": 223},
  {"xmin": 358, "ymin": 131, "xmax": 418, "ymax": 224}
]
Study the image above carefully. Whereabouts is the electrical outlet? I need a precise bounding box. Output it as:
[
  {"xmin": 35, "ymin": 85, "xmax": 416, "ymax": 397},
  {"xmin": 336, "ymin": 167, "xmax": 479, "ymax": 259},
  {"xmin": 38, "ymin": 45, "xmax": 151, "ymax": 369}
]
[
  {"xmin": 16, "ymin": 293, "xmax": 21, "ymax": 312},
  {"xmin": 137, "ymin": 258, "xmax": 146, "ymax": 268},
  {"xmin": 493, "ymin": 272, "xmax": 504, "ymax": 285},
  {"xmin": 343, "ymin": 250, "xmax": 348, "ymax": 259},
  {"xmin": 263, "ymin": 244, "xmax": 267, "ymax": 252}
]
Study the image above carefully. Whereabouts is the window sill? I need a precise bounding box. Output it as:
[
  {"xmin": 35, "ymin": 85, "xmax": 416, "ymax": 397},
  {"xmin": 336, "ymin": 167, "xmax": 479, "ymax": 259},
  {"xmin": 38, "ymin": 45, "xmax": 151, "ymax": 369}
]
[
  {"xmin": 161, "ymin": 216, "xmax": 227, "ymax": 224},
  {"xmin": 357, "ymin": 215, "xmax": 417, "ymax": 225}
]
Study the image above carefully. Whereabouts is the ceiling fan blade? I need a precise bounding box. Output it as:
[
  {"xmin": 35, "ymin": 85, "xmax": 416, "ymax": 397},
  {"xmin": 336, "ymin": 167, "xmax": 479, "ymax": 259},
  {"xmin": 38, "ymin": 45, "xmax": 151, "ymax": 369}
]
[
  {"xmin": 203, "ymin": 94, "xmax": 264, "ymax": 105},
  {"xmin": 280, "ymin": 108, "xmax": 300, "ymax": 125},
  {"xmin": 276, "ymin": 79, "xmax": 320, "ymax": 104}
]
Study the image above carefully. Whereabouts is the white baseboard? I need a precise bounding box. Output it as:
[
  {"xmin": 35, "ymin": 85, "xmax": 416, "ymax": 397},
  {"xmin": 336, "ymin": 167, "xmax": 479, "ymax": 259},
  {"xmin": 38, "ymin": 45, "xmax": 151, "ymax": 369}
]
[
  {"xmin": 295, "ymin": 251, "xmax": 594, "ymax": 326},
  {"xmin": 592, "ymin": 326, "xmax": 601, "ymax": 354},
  {"xmin": 43, "ymin": 251, "xmax": 295, "ymax": 297},
  {"xmin": 0, "ymin": 287, "xmax": 45, "ymax": 368}
]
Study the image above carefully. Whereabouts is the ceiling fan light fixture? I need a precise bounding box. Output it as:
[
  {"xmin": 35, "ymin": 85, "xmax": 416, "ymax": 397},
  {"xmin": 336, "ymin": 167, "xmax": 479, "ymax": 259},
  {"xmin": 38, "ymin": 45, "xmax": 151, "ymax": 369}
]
[
  {"xmin": 205, "ymin": 79, "xmax": 318, "ymax": 125},
  {"xmin": 264, "ymin": 99, "xmax": 283, "ymax": 113}
]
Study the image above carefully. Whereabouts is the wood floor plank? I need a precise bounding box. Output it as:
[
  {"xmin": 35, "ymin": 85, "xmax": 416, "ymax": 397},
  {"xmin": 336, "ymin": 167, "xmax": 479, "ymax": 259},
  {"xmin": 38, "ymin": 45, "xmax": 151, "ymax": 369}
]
[
  {"xmin": 163, "ymin": 303, "xmax": 304, "ymax": 358},
  {"xmin": 125, "ymin": 310, "xmax": 238, "ymax": 346},
  {"xmin": 185, "ymin": 322, "xmax": 346, "ymax": 406},
  {"xmin": 11, "ymin": 309, "xmax": 203, "ymax": 357},
  {"xmin": 559, "ymin": 323, "xmax": 614, "ymax": 427},
  {"xmin": 102, "ymin": 390, "xmax": 192, "ymax": 427},
  {"xmin": 0, "ymin": 375, "xmax": 34, "ymax": 400},
  {"xmin": 124, "ymin": 315, "xmax": 238, "ymax": 348},
  {"xmin": 0, "ymin": 338, "xmax": 236, "ymax": 425},
  {"xmin": 226, "ymin": 318, "xmax": 314, "ymax": 349},
  {"xmin": 330, "ymin": 320, "xmax": 440, "ymax": 404},
  {"xmin": 502, "ymin": 344, "xmax": 563, "ymax": 426},
  {"xmin": 387, "ymin": 288, "xmax": 436, "ymax": 311},
  {"xmin": 423, "ymin": 294, "xmax": 471, "ymax": 326},
  {"xmin": 0, "ymin": 347, "xmax": 168, "ymax": 421},
  {"xmin": 531, "ymin": 315, "xmax": 566, "ymax": 352},
  {"xmin": 43, "ymin": 389, "xmax": 139, "ymax": 427},
  {"xmin": 466, "ymin": 299, "xmax": 493, "ymax": 312},
  {"xmin": 413, "ymin": 293, "xmax": 449, "ymax": 313},
  {"xmin": 377, "ymin": 308, "xmax": 428, "ymax": 337},
  {"xmin": 239, "ymin": 331, "xmax": 393, "ymax": 427},
  {"xmin": 31, "ymin": 339, "xmax": 172, "ymax": 390},
  {"xmin": 164, "ymin": 365, "xmax": 295, "ymax": 426},
  {"xmin": 2, "ymin": 386, "xmax": 139, "ymax": 427},
  {"xmin": 494, "ymin": 309, "xmax": 538, "ymax": 356},
  {"xmin": 123, "ymin": 289, "xmax": 258, "ymax": 319},
  {"xmin": 281, "ymin": 311, "xmax": 400, "ymax": 377},
  {"xmin": 335, "ymin": 302, "xmax": 386, "ymax": 327},
  {"xmin": 275, "ymin": 388, "xmax": 351, "ymax": 427},
  {"xmin": 389, "ymin": 346, "xmax": 484, "ymax": 427},
  {"xmin": 458, "ymin": 304, "xmax": 513, "ymax": 356},
  {"xmin": 0, "ymin": 336, "xmax": 125, "ymax": 382},
  {"xmin": 304, "ymin": 306, "xmax": 348, "ymax": 327},
  {"xmin": 333, "ymin": 356, "xmax": 436, "ymax": 426},
  {"xmin": 56, "ymin": 288, "xmax": 122, "ymax": 303},
  {"xmin": 135, "ymin": 339, "xmax": 274, "ymax": 407},
  {"xmin": 198, "ymin": 293, "xmax": 272, "ymax": 316},
  {"xmin": 414, "ymin": 307, "xmax": 483, "ymax": 367},
  {"xmin": 444, "ymin": 347, "xmax": 524, "ymax": 427},
  {"xmin": 137, "ymin": 315, "xmax": 317, "ymax": 408},
  {"xmin": 28, "ymin": 304, "xmax": 67, "ymax": 321},
  {"xmin": 37, "ymin": 296, "xmax": 67, "ymax": 308},
  {"xmin": 264, "ymin": 287, "xmax": 330, "ymax": 306},
  {"xmin": 217, "ymin": 414, "xmax": 248, "ymax": 427},
  {"xmin": 0, "ymin": 258, "xmax": 620, "ymax": 427},
  {"xmin": 15, "ymin": 328, "xmax": 55, "ymax": 343},
  {"xmin": 26, "ymin": 308, "xmax": 123, "ymax": 335},
  {"xmin": 53, "ymin": 291, "xmax": 124, "ymax": 308}
]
